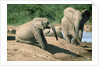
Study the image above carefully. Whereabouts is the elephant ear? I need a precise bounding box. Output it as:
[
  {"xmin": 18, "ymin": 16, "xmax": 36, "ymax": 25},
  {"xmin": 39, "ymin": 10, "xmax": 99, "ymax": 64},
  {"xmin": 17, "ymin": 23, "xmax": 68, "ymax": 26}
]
[
  {"xmin": 34, "ymin": 20, "xmax": 44, "ymax": 30},
  {"xmin": 81, "ymin": 9, "xmax": 91, "ymax": 23},
  {"xmin": 64, "ymin": 7, "xmax": 76, "ymax": 25},
  {"xmin": 42, "ymin": 18, "xmax": 49, "ymax": 27}
]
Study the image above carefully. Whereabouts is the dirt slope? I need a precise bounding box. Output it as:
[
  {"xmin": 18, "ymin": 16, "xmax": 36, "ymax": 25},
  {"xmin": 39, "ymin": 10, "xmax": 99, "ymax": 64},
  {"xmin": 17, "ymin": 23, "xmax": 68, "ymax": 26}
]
[
  {"xmin": 7, "ymin": 25, "xmax": 92, "ymax": 61},
  {"xmin": 7, "ymin": 36, "xmax": 92, "ymax": 61}
]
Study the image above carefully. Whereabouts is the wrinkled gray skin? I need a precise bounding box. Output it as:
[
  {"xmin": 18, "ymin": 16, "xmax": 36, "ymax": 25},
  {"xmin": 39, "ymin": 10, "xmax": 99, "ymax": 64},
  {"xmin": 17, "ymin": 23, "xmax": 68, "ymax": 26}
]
[
  {"xmin": 61, "ymin": 7, "xmax": 91, "ymax": 45},
  {"xmin": 16, "ymin": 17, "xmax": 58, "ymax": 49},
  {"xmin": 43, "ymin": 26, "xmax": 63, "ymax": 38}
]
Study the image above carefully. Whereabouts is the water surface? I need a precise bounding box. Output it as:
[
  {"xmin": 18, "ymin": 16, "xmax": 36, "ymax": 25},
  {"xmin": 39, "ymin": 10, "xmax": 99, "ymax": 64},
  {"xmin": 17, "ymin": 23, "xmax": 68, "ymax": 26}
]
[
  {"xmin": 82, "ymin": 31, "xmax": 92, "ymax": 42},
  {"xmin": 61, "ymin": 31, "xmax": 92, "ymax": 42}
]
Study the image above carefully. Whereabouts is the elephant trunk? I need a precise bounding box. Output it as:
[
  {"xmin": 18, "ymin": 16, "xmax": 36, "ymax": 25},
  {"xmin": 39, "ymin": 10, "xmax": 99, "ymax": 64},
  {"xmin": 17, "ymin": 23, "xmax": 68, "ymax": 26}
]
[
  {"xmin": 44, "ymin": 24, "xmax": 58, "ymax": 40},
  {"xmin": 50, "ymin": 25, "xmax": 58, "ymax": 40},
  {"xmin": 74, "ymin": 22, "xmax": 81, "ymax": 45}
]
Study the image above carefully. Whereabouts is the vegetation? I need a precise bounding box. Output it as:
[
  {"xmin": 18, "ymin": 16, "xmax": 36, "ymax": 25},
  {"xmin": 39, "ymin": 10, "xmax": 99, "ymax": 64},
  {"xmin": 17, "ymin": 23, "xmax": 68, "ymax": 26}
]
[{"xmin": 7, "ymin": 4, "xmax": 92, "ymax": 25}]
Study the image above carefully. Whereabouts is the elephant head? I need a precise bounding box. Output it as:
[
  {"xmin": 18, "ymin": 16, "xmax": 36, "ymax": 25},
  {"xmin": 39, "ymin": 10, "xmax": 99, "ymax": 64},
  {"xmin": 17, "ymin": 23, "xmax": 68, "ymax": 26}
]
[
  {"xmin": 73, "ymin": 9, "xmax": 91, "ymax": 44},
  {"xmin": 33, "ymin": 17, "xmax": 58, "ymax": 40},
  {"xmin": 78, "ymin": 9, "xmax": 91, "ymax": 42}
]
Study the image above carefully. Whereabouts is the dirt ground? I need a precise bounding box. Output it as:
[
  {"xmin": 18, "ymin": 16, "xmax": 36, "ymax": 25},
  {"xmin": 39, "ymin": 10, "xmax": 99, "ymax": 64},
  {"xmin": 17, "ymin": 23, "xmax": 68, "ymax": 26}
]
[{"xmin": 7, "ymin": 25, "xmax": 92, "ymax": 61}]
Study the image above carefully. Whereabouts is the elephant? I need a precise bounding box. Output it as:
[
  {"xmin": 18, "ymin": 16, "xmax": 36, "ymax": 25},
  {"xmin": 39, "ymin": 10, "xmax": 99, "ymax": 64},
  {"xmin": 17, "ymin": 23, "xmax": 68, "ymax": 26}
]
[
  {"xmin": 43, "ymin": 26, "xmax": 63, "ymax": 38},
  {"xmin": 61, "ymin": 7, "xmax": 91, "ymax": 45},
  {"xmin": 16, "ymin": 17, "xmax": 58, "ymax": 49}
]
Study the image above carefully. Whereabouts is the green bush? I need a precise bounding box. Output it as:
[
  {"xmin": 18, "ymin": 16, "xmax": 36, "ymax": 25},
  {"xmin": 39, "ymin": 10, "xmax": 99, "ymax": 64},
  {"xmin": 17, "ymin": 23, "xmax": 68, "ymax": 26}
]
[{"xmin": 7, "ymin": 4, "xmax": 92, "ymax": 25}]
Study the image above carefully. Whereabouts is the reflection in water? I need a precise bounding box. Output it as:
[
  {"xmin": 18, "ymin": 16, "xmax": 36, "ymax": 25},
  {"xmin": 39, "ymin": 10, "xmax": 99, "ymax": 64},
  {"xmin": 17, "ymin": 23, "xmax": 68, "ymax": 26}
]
[{"xmin": 61, "ymin": 31, "xmax": 92, "ymax": 42}]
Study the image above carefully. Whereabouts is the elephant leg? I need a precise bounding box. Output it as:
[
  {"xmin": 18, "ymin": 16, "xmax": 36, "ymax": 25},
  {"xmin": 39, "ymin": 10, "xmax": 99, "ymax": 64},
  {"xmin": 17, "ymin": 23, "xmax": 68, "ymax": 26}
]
[
  {"xmin": 33, "ymin": 29, "xmax": 47, "ymax": 49},
  {"xmin": 69, "ymin": 35, "xmax": 73, "ymax": 43},
  {"xmin": 75, "ymin": 28, "xmax": 84, "ymax": 45},
  {"xmin": 33, "ymin": 42, "xmax": 42, "ymax": 48},
  {"xmin": 79, "ymin": 29, "xmax": 83, "ymax": 42},
  {"xmin": 16, "ymin": 37, "xmax": 33, "ymax": 44},
  {"xmin": 71, "ymin": 33, "xmax": 79, "ymax": 46},
  {"xmin": 72, "ymin": 39, "xmax": 79, "ymax": 46},
  {"xmin": 64, "ymin": 35, "xmax": 71, "ymax": 43}
]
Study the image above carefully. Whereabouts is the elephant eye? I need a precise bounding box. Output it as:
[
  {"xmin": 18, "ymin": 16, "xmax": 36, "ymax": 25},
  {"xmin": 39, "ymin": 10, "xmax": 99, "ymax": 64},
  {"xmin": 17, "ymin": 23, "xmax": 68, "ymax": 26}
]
[{"xmin": 47, "ymin": 22, "xmax": 49, "ymax": 25}]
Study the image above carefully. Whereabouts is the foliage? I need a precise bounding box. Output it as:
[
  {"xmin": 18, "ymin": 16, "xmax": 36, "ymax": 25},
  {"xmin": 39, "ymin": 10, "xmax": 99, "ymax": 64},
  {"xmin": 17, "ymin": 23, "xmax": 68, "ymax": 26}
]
[{"xmin": 7, "ymin": 4, "xmax": 92, "ymax": 25}]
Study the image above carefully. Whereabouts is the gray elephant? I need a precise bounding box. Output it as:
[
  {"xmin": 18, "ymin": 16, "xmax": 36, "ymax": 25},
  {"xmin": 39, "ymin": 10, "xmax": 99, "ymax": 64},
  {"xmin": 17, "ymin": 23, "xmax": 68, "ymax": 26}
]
[
  {"xmin": 61, "ymin": 7, "xmax": 91, "ymax": 45},
  {"xmin": 16, "ymin": 17, "xmax": 58, "ymax": 49},
  {"xmin": 43, "ymin": 26, "xmax": 63, "ymax": 38}
]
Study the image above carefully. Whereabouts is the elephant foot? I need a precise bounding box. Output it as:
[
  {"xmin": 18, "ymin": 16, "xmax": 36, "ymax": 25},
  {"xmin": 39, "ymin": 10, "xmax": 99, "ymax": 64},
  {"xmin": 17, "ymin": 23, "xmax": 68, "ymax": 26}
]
[
  {"xmin": 72, "ymin": 40, "xmax": 80, "ymax": 46},
  {"xmin": 76, "ymin": 43, "xmax": 80, "ymax": 46},
  {"xmin": 33, "ymin": 43, "xmax": 41, "ymax": 47},
  {"xmin": 16, "ymin": 39, "xmax": 19, "ymax": 42},
  {"xmin": 40, "ymin": 45, "xmax": 47, "ymax": 50},
  {"xmin": 33, "ymin": 42, "xmax": 47, "ymax": 50}
]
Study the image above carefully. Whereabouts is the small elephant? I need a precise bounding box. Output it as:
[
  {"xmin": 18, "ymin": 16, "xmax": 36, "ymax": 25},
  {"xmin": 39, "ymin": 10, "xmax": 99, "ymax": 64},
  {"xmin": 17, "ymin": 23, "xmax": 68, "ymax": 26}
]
[
  {"xmin": 61, "ymin": 7, "xmax": 91, "ymax": 45},
  {"xmin": 16, "ymin": 17, "xmax": 58, "ymax": 49},
  {"xmin": 43, "ymin": 26, "xmax": 63, "ymax": 38}
]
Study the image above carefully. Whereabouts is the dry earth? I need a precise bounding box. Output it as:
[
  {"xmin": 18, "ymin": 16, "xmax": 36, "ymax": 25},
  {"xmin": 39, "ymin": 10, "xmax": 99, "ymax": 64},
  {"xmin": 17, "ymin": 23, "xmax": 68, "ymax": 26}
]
[{"xmin": 7, "ymin": 25, "xmax": 92, "ymax": 61}]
